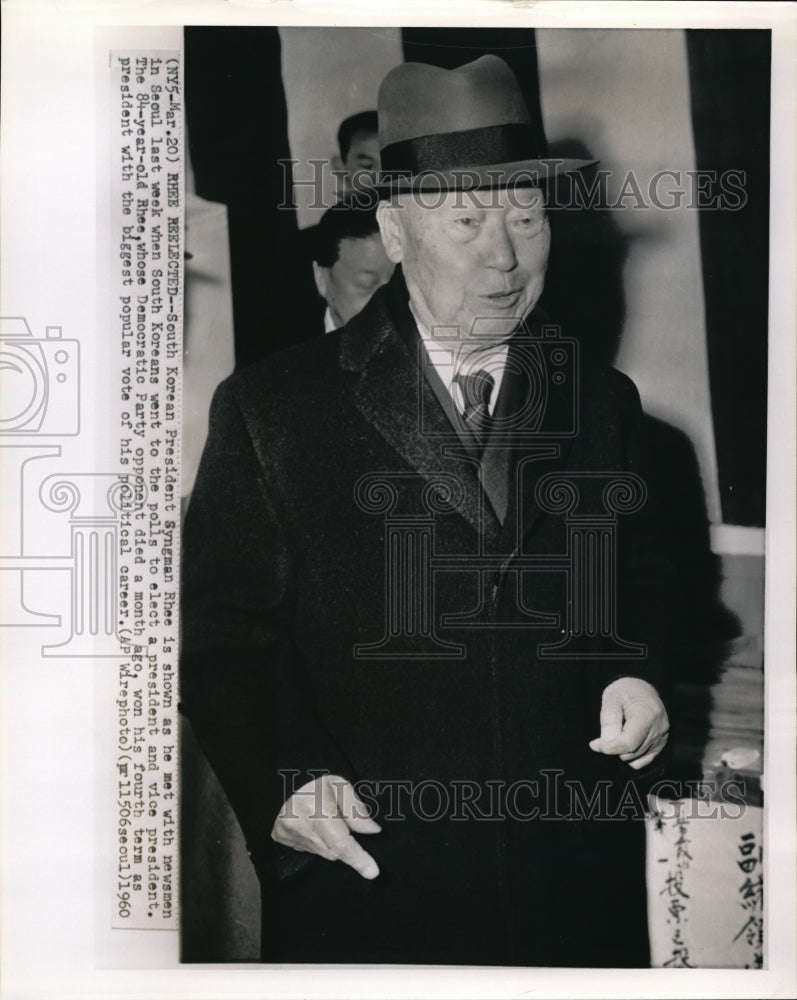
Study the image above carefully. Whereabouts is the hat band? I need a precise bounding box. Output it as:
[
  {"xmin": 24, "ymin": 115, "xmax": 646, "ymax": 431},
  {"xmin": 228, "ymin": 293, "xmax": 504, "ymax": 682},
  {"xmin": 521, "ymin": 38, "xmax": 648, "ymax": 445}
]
[{"xmin": 380, "ymin": 123, "xmax": 546, "ymax": 176}]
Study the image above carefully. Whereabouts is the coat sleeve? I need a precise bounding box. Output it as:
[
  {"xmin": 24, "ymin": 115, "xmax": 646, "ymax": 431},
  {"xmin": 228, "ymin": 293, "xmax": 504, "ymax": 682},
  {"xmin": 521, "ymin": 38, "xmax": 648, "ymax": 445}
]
[
  {"xmin": 179, "ymin": 378, "xmax": 354, "ymax": 877},
  {"xmin": 584, "ymin": 369, "xmax": 679, "ymax": 784},
  {"xmin": 616, "ymin": 370, "xmax": 676, "ymax": 701}
]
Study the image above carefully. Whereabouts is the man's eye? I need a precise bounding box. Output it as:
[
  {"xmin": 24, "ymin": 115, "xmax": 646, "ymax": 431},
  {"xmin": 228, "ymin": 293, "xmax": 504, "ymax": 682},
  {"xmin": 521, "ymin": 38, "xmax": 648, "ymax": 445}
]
[
  {"xmin": 512, "ymin": 215, "xmax": 545, "ymax": 234},
  {"xmin": 455, "ymin": 217, "xmax": 477, "ymax": 227}
]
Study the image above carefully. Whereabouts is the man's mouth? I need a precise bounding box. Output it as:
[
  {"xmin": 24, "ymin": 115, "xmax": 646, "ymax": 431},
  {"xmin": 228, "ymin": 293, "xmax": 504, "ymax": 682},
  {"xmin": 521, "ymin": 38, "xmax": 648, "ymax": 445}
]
[{"xmin": 483, "ymin": 289, "xmax": 523, "ymax": 309}]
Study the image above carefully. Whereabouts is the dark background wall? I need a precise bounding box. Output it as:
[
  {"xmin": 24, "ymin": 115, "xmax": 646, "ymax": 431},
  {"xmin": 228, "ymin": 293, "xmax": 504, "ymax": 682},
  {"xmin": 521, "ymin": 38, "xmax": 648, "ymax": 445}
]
[
  {"xmin": 686, "ymin": 30, "xmax": 770, "ymax": 528},
  {"xmin": 185, "ymin": 27, "xmax": 318, "ymax": 366}
]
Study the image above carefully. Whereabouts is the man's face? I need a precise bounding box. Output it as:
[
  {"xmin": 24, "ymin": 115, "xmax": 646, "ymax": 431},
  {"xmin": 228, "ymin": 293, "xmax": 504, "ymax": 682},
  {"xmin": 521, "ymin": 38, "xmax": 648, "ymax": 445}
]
[
  {"xmin": 379, "ymin": 186, "xmax": 550, "ymax": 348},
  {"xmin": 313, "ymin": 233, "xmax": 395, "ymax": 328},
  {"xmin": 342, "ymin": 130, "xmax": 381, "ymax": 191}
]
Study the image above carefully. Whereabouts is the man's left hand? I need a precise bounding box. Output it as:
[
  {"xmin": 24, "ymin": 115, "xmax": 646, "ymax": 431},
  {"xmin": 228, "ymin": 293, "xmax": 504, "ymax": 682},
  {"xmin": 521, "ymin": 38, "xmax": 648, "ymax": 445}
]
[{"xmin": 589, "ymin": 677, "xmax": 669, "ymax": 770}]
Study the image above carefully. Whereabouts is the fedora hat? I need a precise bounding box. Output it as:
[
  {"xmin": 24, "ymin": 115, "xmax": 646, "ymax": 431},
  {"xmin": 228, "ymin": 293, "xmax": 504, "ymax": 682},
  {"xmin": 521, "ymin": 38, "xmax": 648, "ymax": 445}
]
[{"xmin": 376, "ymin": 54, "xmax": 594, "ymax": 191}]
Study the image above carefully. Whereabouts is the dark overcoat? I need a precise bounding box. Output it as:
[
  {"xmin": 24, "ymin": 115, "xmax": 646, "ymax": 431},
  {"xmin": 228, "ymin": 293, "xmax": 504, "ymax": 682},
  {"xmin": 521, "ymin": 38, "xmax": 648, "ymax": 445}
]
[{"xmin": 180, "ymin": 269, "xmax": 676, "ymax": 967}]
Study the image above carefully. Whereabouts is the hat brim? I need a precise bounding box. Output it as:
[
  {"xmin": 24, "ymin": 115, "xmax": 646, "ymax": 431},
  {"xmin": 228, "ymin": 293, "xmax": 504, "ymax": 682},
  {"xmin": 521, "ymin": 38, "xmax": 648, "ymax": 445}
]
[{"xmin": 372, "ymin": 157, "xmax": 598, "ymax": 195}]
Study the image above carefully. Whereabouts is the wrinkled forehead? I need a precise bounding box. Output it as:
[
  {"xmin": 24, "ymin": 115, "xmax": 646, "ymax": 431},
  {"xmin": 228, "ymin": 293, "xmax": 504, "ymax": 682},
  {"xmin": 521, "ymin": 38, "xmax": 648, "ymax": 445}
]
[{"xmin": 396, "ymin": 184, "xmax": 545, "ymax": 216}]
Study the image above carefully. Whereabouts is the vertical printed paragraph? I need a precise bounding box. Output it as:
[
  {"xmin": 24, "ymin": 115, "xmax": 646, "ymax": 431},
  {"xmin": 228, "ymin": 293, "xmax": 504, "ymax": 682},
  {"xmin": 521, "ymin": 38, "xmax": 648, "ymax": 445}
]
[{"xmin": 109, "ymin": 50, "xmax": 183, "ymax": 931}]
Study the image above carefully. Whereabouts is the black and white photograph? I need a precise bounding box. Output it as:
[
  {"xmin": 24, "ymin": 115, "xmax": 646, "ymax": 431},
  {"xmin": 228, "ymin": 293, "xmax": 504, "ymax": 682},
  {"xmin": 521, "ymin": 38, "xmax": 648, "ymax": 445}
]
[
  {"xmin": 0, "ymin": 4, "xmax": 795, "ymax": 999},
  {"xmin": 179, "ymin": 23, "xmax": 769, "ymax": 969}
]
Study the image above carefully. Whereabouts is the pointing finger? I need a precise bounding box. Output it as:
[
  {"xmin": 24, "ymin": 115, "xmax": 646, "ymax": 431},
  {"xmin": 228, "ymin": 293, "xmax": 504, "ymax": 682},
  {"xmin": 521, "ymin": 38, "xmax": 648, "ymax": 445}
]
[{"xmin": 334, "ymin": 832, "xmax": 380, "ymax": 879}]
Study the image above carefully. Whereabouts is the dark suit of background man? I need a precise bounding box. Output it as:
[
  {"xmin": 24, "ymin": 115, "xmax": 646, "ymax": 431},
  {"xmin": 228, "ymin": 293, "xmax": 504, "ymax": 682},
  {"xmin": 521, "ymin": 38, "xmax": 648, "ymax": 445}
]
[{"xmin": 181, "ymin": 55, "xmax": 676, "ymax": 967}]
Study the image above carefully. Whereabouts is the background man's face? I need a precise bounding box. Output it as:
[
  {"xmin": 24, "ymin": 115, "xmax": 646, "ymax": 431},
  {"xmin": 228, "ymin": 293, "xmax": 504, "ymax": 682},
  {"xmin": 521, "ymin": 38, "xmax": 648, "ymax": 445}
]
[
  {"xmin": 382, "ymin": 186, "xmax": 550, "ymax": 347},
  {"xmin": 342, "ymin": 130, "xmax": 381, "ymax": 190},
  {"xmin": 313, "ymin": 233, "xmax": 395, "ymax": 328}
]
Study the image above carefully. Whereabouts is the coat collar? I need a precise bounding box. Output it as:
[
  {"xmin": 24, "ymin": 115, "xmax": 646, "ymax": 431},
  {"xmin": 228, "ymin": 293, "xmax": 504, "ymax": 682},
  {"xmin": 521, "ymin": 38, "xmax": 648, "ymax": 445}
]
[{"xmin": 340, "ymin": 270, "xmax": 497, "ymax": 538}]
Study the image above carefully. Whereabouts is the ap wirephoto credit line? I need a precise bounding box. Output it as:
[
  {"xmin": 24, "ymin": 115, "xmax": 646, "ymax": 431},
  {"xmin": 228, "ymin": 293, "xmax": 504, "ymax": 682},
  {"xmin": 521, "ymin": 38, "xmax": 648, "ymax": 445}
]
[{"xmin": 109, "ymin": 47, "xmax": 184, "ymax": 933}]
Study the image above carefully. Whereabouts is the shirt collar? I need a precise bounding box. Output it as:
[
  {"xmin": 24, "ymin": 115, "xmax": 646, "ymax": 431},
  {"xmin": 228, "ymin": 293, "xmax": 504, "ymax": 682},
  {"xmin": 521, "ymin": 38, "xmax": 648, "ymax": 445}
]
[{"xmin": 409, "ymin": 301, "xmax": 509, "ymax": 416}]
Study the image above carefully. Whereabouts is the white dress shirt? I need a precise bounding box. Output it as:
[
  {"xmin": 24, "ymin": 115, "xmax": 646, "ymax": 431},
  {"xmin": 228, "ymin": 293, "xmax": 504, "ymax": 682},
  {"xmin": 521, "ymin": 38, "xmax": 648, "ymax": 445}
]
[{"xmin": 409, "ymin": 302, "xmax": 509, "ymax": 417}]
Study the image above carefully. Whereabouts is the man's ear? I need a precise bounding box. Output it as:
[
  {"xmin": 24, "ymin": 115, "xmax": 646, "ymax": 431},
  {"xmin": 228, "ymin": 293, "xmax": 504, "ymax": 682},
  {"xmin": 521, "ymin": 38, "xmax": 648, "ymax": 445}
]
[
  {"xmin": 312, "ymin": 262, "xmax": 328, "ymax": 300},
  {"xmin": 377, "ymin": 201, "xmax": 404, "ymax": 264}
]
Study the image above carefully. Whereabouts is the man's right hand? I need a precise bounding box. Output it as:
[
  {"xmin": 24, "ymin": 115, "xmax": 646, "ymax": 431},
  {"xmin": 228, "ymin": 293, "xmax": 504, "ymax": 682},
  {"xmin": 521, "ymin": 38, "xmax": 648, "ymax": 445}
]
[{"xmin": 271, "ymin": 774, "xmax": 381, "ymax": 879}]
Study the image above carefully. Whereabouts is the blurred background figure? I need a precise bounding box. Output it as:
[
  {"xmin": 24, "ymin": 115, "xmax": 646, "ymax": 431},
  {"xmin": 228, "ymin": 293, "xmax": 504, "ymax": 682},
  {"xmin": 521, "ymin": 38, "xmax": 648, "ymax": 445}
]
[
  {"xmin": 333, "ymin": 110, "xmax": 381, "ymax": 193},
  {"xmin": 311, "ymin": 198, "xmax": 395, "ymax": 333}
]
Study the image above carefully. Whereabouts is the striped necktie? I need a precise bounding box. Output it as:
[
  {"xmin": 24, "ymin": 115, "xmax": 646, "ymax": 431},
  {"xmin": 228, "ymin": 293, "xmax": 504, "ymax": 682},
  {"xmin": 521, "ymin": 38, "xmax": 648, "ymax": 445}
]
[{"xmin": 453, "ymin": 369, "xmax": 495, "ymax": 445}]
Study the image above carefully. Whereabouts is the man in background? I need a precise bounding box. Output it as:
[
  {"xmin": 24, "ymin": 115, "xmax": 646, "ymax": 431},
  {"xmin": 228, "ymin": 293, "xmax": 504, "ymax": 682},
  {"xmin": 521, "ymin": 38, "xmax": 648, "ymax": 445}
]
[
  {"xmin": 333, "ymin": 110, "xmax": 380, "ymax": 193},
  {"xmin": 311, "ymin": 198, "xmax": 395, "ymax": 333}
]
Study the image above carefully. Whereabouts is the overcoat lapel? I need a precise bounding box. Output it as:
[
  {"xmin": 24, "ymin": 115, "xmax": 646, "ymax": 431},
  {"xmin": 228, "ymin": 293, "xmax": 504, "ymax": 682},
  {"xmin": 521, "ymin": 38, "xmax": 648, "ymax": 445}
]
[
  {"xmin": 340, "ymin": 272, "xmax": 499, "ymax": 539},
  {"xmin": 478, "ymin": 314, "xmax": 577, "ymax": 544},
  {"xmin": 503, "ymin": 321, "xmax": 578, "ymax": 550}
]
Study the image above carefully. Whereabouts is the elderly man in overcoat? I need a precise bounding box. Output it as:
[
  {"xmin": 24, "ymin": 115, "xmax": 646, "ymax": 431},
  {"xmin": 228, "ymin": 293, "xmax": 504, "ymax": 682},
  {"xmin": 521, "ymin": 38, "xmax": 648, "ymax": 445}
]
[{"xmin": 180, "ymin": 55, "xmax": 674, "ymax": 967}]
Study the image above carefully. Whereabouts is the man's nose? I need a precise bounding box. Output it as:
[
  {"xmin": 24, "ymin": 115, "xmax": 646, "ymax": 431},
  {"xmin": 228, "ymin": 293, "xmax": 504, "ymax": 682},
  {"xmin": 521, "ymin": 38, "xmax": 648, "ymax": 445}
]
[{"xmin": 480, "ymin": 220, "xmax": 518, "ymax": 271}]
